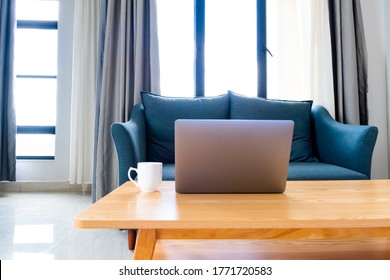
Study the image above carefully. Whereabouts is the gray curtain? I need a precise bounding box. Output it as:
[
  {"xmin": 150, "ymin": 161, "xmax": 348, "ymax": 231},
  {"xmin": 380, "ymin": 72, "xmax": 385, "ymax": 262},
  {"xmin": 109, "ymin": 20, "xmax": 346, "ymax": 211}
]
[
  {"xmin": 328, "ymin": 0, "xmax": 368, "ymax": 125},
  {"xmin": 0, "ymin": 0, "xmax": 16, "ymax": 181},
  {"xmin": 93, "ymin": 0, "xmax": 160, "ymax": 201}
]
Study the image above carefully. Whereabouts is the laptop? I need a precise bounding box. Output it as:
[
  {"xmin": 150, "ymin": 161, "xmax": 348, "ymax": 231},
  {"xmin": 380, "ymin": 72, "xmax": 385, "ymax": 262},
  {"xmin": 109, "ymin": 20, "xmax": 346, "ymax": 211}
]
[{"xmin": 175, "ymin": 119, "xmax": 294, "ymax": 194}]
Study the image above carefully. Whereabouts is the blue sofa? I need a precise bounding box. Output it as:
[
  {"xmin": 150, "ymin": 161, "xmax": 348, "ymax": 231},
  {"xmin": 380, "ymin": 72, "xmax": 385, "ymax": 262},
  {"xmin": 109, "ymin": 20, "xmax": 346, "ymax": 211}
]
[{"xmin": 111, "ymin": 91, "xmax": 378, "ymax": 186}]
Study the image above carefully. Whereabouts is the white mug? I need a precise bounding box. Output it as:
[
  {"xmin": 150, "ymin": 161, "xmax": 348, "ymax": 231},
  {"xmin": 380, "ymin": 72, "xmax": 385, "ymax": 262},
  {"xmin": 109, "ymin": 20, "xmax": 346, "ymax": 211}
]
[{"xmin": 128, "ymin": 162, "xmax": 162, "ymax": 192}]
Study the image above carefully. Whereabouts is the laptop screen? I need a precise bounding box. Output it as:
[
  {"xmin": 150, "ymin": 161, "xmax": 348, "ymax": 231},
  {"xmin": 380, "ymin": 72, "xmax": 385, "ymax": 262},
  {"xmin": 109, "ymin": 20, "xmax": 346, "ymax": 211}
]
[{"xmin": 175, "ymin": 119, "xmax": 293, "ymax": 194}]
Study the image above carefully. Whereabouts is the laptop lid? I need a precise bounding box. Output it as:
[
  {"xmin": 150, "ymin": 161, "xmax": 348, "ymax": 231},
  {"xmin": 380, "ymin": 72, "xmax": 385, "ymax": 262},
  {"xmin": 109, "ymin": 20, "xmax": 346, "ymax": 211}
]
[{"xmin": 175, "ymin": 119, "xmax": 294, "ymax": 194}]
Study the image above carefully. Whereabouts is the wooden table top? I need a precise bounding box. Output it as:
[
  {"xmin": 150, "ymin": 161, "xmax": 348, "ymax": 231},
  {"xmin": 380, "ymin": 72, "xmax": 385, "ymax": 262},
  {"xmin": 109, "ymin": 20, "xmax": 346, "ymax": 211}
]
[{"xmin": 74, "ymin": 180, "xmax": 390, "ymax": 230}]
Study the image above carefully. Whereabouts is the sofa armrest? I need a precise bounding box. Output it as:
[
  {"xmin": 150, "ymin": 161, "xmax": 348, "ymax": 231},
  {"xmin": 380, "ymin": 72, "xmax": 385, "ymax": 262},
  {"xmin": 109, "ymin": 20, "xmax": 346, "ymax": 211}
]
[
  {"xmin": 111, "ymin": 104, "xmax": 147, "ymax": 185},
  {"xmin": 311, "ymin": 105, "xmax": 378, "ymax": 178}
]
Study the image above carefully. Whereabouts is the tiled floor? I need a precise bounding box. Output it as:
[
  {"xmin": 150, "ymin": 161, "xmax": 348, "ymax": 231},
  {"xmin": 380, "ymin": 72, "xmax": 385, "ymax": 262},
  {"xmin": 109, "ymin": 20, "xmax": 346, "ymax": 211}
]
[{"xmin": 0, "ymin": 191, "xmax": 133, "ymax": 260}]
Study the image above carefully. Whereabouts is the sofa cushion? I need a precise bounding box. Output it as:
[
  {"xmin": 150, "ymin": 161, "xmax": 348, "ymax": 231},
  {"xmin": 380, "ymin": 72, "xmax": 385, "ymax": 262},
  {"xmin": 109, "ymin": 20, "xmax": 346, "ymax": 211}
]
[
  {"xmin": 229, "ymin": 91, "xmax": 315, "ymax": 162},
  {"xmin": 141, "ymin": 91, "xmax": 230, "ymax": 163},
  {"xmin": 162, "ymin": 163, "xmax": 176, "ymax": 180},
  {"xmin": 163, "ymin": 162, "xmax": 369, "ymax": 181},
  {"xmin": 288, "ymin": 162, "xmax": 368, "ymax": 180}
]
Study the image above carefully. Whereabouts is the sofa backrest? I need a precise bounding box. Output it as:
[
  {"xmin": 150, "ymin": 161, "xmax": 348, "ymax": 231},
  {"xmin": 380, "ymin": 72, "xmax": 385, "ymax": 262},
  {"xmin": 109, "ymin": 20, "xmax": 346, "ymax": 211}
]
[
  {"xmin": 141, "ymin": 91, "xmax": 230, "ymax": 163},
  {"xmin": 229, "ymin": 92, "xmax": 315, "ymax": 162},
  {"xmin": 141, "ymin": 91, "xmax": 316, "ymax": 163}
]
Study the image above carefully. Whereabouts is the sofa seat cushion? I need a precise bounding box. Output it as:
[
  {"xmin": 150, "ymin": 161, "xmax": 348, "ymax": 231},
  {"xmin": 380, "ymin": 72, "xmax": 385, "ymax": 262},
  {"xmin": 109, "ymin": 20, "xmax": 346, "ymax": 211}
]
[
  {"xmin": 287, "ymin": 162, "xmax": 368, "ymax": 180},
  {"xmin": 141, "ymin": 92, "xmax": 230, "ymax": 163},
  {"xmin": 162, "ymin": 163, "xmax": 176, "ymax": 180},
  {"xmin": 229, "ymin": 92, "xmax": 315, "ymax": 162},
  {"xmin": 163, "ymin": 162, "xmax": 368, "ymax": 181}
]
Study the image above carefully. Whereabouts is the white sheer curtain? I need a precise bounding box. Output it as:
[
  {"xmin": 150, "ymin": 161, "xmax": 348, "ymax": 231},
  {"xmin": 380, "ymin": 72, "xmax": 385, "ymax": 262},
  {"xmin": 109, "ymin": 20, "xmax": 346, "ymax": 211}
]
[
  {"xmin": 69, "ymin": 0, "xmax": 100, "ymax": 186},
  {"xmin": 267, "ymin": 0, "xmax": 335, "ymax": 117}
]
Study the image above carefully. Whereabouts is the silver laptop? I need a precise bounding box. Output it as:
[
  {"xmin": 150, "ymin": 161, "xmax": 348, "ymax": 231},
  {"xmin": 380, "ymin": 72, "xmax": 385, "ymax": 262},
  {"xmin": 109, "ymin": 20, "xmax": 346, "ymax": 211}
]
[{"xmin": 175, "ymin": 119, "xmax": 294, "ymax": 194}]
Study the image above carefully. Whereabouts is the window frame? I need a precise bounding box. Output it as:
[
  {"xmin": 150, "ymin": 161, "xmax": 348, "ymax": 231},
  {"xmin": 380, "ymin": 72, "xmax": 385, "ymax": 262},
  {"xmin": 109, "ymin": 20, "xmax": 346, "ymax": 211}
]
[
  {"xmin": 193, "ymin": 0, "xmax": 266, "ymax": 97},
  {"xmin": 15, "ymin": 18, "xmax": 58, "ymax": 161}
]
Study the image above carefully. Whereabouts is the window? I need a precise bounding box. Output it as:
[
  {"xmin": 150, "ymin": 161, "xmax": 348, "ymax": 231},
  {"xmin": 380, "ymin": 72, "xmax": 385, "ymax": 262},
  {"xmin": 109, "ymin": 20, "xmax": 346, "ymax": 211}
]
[
  {"xmin": 14, "ymin": 0, "xmax": 59, "ymax": 160},
  {"xmin": 156, "ymin": 0, "xmax": 194, "ymax": 97},
  {"xmin": 157, "ymin": 0, "xmax": 266, "ymax": 98},
  {"xmin": 204, "ymin": 0, "xmax": 257, "ymax": 97}
]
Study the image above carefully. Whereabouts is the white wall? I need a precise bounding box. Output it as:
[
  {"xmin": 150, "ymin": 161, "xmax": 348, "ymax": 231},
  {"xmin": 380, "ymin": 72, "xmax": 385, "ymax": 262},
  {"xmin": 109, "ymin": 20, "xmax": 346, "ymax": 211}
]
[
  {"xmin": 360, "ymin": 0, "xmax": 389, "ymax": 179},
  {"xmin": 16, "ymin": 0, "xmax": 74, "ymax": 181}
]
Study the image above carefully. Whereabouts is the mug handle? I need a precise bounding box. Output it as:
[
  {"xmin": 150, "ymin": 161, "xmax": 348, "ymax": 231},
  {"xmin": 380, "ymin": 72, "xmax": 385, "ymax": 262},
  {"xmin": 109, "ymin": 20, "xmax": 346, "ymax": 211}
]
[{"xmin": 128, "ymin": 167, "xmax": 139, "ymax": 188}]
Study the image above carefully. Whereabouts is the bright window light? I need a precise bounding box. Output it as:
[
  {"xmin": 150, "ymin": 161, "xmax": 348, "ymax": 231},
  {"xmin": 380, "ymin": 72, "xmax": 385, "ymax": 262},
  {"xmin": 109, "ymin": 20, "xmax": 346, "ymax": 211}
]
[
  {"xmin": 14, "ymin": 78, "xmax": 57, "ymax": 126},
  {"xmin": 157, "ymin": 0, "xmax": 257, "ymax": 97},
  {"xmin": 16, "ymin": 0, "xmax": 59, "ymax": 21},
  {"xmin": 157, "ymin": 0, "xmax": 195, "ymax": 97},
  {"xmin": 16, "ymin": 134, "xmax": 56, "ymax": 157},
  {"xmin": 205, "ymin": 0, "xmax": 257, "ymax": 97},
  {"xmin": 14, "ymin": 29, "xmax": 58, "ymax": 75}
]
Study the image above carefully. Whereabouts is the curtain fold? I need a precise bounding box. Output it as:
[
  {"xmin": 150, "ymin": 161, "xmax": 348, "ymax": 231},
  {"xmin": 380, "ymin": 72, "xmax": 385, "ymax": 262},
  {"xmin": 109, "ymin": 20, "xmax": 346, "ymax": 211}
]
[
  {"xmin": 328, "ymin": 0, "xmax": 368, "ymax": 125},
  {"xmin": 298, "ymin": 0, "xmax": 335, "ymax": 116},
  {"xmin": 0, "ymin": 0, "xmax": 16, "ymax": 181},
  {"xmin": 93, "ymin": 0, "xmax": 160, "ymax": 201},
  {"xmin": 266, "ymin": 0, "xmax": 335, "ymax": 116},
  {"xmin": 69, "ymin": 0, "xmax": 100, "ymax": 185}
]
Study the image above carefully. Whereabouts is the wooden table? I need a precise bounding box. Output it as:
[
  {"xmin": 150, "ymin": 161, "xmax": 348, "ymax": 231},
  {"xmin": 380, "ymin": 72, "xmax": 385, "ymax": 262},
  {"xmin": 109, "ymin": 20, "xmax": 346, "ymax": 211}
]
[{"xmin": 74, "ymin": 180, "xmax": 390, "ymax": 260}]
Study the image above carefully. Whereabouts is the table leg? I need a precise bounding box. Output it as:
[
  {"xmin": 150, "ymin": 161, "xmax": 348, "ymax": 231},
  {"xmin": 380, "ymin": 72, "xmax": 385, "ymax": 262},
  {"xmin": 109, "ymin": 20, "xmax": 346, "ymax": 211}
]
[
  {"xmin": 128, "ymin": 229, "xmax": 137, "ymax": 251},
  {"xmin": 133, "ymin": 229, "xmax": 157, "ymax": 260}
]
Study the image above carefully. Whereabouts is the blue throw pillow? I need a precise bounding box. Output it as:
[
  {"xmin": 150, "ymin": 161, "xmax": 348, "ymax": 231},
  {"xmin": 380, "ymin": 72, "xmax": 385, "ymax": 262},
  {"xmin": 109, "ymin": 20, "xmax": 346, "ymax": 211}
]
[
  {"xmin": 141, "ymin": 91, "xmax": 230, "ymax": 163},
  {"xmin": 229, "ymin": 91, "xmax": 315, "ymax": 162}
]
